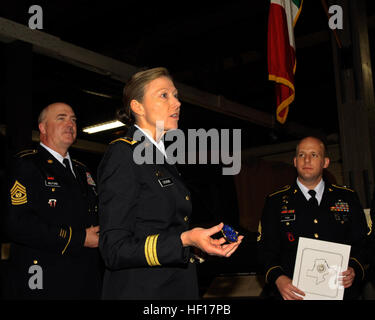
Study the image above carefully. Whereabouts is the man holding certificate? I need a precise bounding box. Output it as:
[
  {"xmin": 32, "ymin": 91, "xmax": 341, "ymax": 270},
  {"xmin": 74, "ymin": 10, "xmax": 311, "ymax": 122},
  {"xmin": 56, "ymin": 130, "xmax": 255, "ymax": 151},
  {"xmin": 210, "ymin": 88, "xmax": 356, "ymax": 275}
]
[{"xmin": 258, "ymin": 136, "xmax": 370, "ymax": 300}]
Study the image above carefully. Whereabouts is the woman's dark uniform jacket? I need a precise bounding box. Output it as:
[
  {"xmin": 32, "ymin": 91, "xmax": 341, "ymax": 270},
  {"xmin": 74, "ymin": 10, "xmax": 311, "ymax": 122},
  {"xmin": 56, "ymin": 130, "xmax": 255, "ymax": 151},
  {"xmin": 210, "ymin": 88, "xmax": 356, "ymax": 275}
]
[
  {"xmin": 98, "ymin": 126, "xmax": 199, "ymax": 299},
  {"xmin": 258, "ymin": 182, "xmax": 370, "ymax": 299},
  {"xmin": 5, "ymin": 146, "xmax": 103, "ymax": 299}
]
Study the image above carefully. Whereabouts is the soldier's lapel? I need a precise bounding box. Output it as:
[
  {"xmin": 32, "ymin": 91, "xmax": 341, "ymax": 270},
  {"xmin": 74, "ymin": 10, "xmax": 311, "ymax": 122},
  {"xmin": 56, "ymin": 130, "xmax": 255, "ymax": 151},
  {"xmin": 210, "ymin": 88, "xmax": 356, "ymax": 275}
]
[
  {"xmin": 145, "ymin": 139, "xmax": 178, "ymax": 178},
  {"xmin": 162, "ymin": 161, "xmax": 180, "ymax": 179},
  {"xmin": 293, "ymin": 184, "xmax": 306, "ymax": 203},
  {"xmin": 319, "ymin": 183, "xmax": 332, "ymax": 209},
  {"xmin": 73, "ymin": 164, "xmax": 88, "ymax": 195},
  {"xmin": 291, "ymin": 185, "xmax": 308, "ymax": 214}
]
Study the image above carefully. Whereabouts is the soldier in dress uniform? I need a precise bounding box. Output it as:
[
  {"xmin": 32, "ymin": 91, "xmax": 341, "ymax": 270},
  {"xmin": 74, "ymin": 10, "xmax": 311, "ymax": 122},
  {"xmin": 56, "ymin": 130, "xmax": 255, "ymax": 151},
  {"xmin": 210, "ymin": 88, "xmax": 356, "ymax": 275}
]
[
  {"xmin": 98, "ymin": 67, "xmax": 243, "ymax": 299},
  {"xmin": 5, "ymin": 102, "xmax": 103, "ymax": 299},
  {"xmin": 258, "ymin": 136, "xmax": 369, "ymax": 300},
  {"xmin": 365, "ymin": 185, "xmax": 375, "ymax": 297}
]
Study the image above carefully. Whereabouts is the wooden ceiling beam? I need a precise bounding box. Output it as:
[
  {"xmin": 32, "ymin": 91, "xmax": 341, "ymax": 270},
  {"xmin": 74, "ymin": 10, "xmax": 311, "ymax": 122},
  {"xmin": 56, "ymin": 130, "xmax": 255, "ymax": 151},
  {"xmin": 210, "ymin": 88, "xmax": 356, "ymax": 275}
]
[{"xmin": 0, "ymin": 17, "xmax": 277, "ymax": 128}]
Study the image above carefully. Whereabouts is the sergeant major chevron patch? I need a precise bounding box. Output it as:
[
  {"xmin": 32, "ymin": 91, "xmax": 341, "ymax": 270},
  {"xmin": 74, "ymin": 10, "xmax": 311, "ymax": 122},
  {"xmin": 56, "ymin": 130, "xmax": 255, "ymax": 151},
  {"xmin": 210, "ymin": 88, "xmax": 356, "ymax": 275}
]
[{"xmin": 10, "ymin": 180, "xmax": 27, "ymax": 205}]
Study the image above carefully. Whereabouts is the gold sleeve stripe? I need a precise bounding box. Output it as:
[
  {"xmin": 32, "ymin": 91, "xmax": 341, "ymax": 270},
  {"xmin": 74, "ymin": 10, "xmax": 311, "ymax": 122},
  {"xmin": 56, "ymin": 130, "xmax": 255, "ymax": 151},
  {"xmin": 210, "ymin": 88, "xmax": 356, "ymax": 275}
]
[
  {"xmin": 59, "ymin": 229, "xmax": 67, "ymax": 238},
  {"xmin": 61, "ymin": 227, "xmax": 72, "ymax": 255},
  {"xmin": 144, "ymin": 236, "xmax": 152, "ymax": 266},
  {"xmin": 144, "ymin": 234, "xmax": 161, "ymax": 267},
  {"xmin": 149, "ymin": 235, "xmax": 158, "ymax": 266},
  {"xmin": 265, "ymin": 265, "xmax": 283, "ymax": 283},
  {"xmin": 152, "ymin": 235, "xmax": 161, "ymax": 266},
  {"xmin": 350, "ymin": 257, "xmax": 365, "ymax": 280}
]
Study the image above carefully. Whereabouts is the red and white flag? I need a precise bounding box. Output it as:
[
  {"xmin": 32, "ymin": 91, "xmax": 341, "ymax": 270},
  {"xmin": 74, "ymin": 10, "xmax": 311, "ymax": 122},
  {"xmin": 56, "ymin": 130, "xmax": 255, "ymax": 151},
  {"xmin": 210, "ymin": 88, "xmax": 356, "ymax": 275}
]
[{"xmin": 268, "ymin": 0, "xmax": 303, "ymax": 124}]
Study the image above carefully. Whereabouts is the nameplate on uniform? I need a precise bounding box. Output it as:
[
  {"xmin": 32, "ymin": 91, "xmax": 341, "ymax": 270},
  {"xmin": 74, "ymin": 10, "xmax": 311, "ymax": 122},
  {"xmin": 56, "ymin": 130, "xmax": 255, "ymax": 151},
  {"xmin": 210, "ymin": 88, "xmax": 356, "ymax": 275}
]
[
  {"xmin": 158, "ymin": 177, "xmax": 174, "ymax": 188},
  {"xmin": 45, "ymin": 179, "xmax": 61, "ymax": 188},
  {"xmin": 280, "ymin": 210, "xmax": 296, "ymax": 222}
]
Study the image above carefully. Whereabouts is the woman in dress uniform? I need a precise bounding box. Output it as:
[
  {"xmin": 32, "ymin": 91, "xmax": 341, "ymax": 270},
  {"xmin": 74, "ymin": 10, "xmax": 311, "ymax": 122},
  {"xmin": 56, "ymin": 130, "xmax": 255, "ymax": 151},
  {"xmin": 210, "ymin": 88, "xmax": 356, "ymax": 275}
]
[{"xmin": 98, "ymin": 67, "xmax": 243, "ymax": 299}]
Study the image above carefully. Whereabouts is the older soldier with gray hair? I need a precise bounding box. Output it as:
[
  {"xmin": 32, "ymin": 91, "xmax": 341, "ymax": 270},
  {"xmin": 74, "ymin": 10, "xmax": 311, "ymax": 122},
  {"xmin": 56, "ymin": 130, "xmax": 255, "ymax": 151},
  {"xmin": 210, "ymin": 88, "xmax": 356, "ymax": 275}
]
[{"xmin": 5, "ymin": 102, "xmax": 103, "ymax": 299}]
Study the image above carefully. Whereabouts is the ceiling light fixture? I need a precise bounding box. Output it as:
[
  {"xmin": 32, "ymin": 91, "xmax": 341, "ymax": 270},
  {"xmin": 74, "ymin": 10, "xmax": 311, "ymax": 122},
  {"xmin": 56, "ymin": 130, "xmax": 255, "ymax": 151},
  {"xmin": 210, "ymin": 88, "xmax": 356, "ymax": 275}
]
[
  {"xmin": 81, "ymin": 89, "xmax": 115, "ymax": 99},
  {"xmin": 82, "ymin": 120, "xmax": 126, "ymax": 134}
]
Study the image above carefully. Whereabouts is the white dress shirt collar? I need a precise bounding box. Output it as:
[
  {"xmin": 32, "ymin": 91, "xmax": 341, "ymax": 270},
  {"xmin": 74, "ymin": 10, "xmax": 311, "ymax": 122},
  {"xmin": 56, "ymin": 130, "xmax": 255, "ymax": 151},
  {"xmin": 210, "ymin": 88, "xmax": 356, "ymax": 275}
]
[
  {"xmin": 40, "ymin": 142, "xmax": 74, "ymax": 174},
  {"xmin": 134, "ymin": 124, "xmax": 167, "ymax": 158},
  {"xmin": 296, "ymin": 178, "xmax": 325, "ymax": 205}
]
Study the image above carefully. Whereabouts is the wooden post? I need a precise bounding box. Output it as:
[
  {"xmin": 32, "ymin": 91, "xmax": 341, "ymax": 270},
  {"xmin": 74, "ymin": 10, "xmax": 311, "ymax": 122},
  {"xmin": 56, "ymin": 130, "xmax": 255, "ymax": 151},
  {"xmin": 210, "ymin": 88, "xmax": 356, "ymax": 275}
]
[{"xmin": 329, "ymin": 0, "xmax": 375, "ymax": 207}]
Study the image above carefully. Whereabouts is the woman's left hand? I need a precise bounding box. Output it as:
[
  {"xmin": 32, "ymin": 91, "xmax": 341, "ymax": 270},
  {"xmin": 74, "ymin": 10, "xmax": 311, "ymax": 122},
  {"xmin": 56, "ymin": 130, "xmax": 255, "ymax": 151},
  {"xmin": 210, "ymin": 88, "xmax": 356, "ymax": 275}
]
[{"xmin": 180, "ymin": 222, "xmax": 244, "ymax": 257}]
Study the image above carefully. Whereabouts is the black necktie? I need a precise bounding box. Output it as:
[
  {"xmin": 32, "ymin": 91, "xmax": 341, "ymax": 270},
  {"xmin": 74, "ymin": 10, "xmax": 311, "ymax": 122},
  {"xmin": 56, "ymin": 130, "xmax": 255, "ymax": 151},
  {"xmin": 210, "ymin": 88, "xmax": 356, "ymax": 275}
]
[
  {"xmin": 308, "ymin": 190, "xmax": 318, "ymax": 207},
  {"xmin": 63, "ymin": 158, "xmax": 75, "ymax": 178}
]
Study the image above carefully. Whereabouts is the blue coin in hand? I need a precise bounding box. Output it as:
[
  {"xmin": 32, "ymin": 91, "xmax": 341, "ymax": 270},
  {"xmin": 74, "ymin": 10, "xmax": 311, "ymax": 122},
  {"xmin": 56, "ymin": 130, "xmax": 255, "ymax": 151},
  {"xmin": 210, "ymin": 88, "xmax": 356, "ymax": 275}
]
[{"xmin": 221, "ymin": 224, "xmax": 239, "ymax": 243}]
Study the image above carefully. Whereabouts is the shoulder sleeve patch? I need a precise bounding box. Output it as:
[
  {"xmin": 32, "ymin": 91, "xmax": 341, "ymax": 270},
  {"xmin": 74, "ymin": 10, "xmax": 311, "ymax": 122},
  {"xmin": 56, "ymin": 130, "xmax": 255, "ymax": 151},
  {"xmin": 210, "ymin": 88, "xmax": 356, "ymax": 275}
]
[
  {"xmin": 110, "ymin": 138, "xmax": 138, "ymax": 145},
  {"xmin": 10, "ymin": 180, "xmax": 27, "ymax": 205},
  {"xmin": 268, "ymin": 185, "xmax": 291, "ymax": 197}
]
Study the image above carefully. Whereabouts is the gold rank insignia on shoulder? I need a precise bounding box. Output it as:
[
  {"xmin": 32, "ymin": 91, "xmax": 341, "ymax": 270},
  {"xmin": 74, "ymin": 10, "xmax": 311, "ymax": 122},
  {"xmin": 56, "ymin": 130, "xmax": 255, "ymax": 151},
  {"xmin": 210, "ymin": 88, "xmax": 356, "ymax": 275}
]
[
  {"xmin": 10, "ymin": 180, "xmax": 27, "ymax": 205},
  {"xmin": 332, "ymin": 184, "xmax": 355, "ymax": 192},
  {"xmin": 268, "ymin": 185, "xmax": 291, "ymax": 197},
  {"xmin": 16, "ymin": 149, "xmax": 38, "ymax": 158},
  {"xmin": 72, "ymin": 159, "xmax": 86, "ymax": 168},
  {"xmin": 110, "ymin": 138, "xmax": 138, "ymax": 145}
]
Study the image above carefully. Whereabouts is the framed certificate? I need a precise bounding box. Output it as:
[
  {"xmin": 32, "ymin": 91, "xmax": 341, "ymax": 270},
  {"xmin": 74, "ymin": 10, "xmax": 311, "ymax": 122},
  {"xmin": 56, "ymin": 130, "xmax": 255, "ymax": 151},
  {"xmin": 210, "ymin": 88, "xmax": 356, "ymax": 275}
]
[{"xmin": 292, "ymin": 237, "xmax": 351, "ymax": 300}]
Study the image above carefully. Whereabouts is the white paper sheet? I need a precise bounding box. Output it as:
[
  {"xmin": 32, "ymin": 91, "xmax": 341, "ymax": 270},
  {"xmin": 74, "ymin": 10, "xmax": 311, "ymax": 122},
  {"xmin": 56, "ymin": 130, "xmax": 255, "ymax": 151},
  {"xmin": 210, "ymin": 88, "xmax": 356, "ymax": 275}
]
[{"xmin": 292, "ymin": 237, "xmax": 351, "ymax": 300}]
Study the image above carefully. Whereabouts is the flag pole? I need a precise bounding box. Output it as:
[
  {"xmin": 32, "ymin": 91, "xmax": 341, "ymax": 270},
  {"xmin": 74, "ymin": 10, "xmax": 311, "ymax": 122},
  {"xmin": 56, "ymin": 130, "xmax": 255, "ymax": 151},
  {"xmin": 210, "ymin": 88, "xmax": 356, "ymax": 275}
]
[{"xmin": 320, "ymin": 0, "xmax": 343, "ymax": 48}]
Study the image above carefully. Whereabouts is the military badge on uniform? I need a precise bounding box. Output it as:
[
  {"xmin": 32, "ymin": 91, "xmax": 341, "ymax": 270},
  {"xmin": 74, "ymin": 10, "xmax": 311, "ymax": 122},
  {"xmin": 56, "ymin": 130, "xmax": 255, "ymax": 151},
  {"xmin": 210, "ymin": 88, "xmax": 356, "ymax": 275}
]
[
  {"xmin": 45, "ymin": 178, "xmax": 60, "ymax": 188},
  {"xmin": 10, "ymin": 180, "xmax": 27, "ymax": 205},
  {"xmin": 280, "ymin": 194, "xmax": 296, "ymax": 222},
  {"xmin": 86, "ymin": 172, "xmax": 96, "ymax": 186},
  {"xmin": 221, "ymin": 224, "xmax": 239, "ymax": 243},
  {"xmin": 158, "ymin": 177, "xmax": 174, "ymax": 187},
  {"xmin": 281, "ymin": 213, "xmax": 296, "ymax": 222},
  {"xmin": 330, "ymin": 200, "xmax": 350, "ymax": 222},
  {"xmin": 48, "ymin": 199, "xmax": 57, "ymax": 208},
  {"xmin": 330, "ymin": 201, "xmax": 349, "ymax": 212},
  {"xmin": 286, "ymin": 232, "xmax": 295, "ymax": 242}
]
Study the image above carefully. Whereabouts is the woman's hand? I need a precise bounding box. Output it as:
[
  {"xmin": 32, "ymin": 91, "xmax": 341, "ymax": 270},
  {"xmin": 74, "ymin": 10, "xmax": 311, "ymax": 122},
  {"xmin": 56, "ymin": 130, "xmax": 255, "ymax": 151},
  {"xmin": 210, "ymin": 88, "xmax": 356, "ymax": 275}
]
[{"xmin": 180, "ymin": 222, "xmax": 244, "ymax": 257}]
